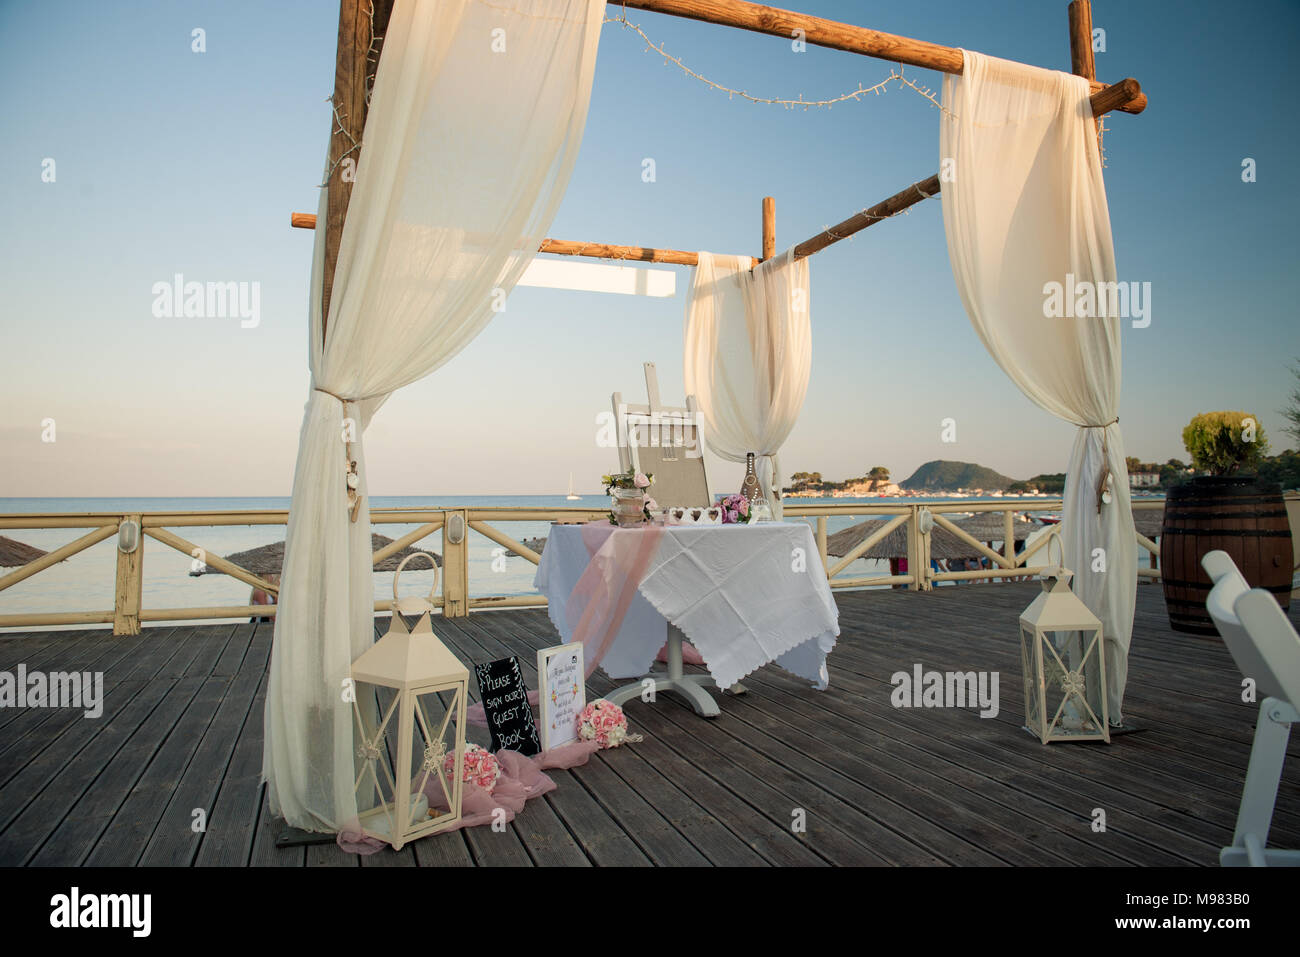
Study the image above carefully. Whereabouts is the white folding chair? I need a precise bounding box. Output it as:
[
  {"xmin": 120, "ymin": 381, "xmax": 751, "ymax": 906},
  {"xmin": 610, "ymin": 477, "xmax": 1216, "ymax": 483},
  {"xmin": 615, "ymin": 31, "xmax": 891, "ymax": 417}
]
[
  {"xmin": 1203, "ymin": 549, "xmax": 1300, "ymax": 866},
  {"xmin": 611, "ymin": 361, "xmax": 711, "ymax": 507}
]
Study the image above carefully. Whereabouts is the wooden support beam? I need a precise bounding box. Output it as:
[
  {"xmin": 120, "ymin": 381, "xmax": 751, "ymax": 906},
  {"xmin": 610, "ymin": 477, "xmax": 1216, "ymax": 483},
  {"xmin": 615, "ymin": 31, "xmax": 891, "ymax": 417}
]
[
  {"xmin": 761, "ymin": 196, "xmax": 775, "ymax": 261},
  {"xmin": 1068, "ymin": 0, "xmax": 1102, "ymax": 147},
  {"xmin": 615, "ymin": 0, "xmax": 1145, "ymax": 115},
  {"xmin": 537, "ymin": 238, "xmax": 704, "ymax": 266},
  {"xmin": 793, "ymin": 173, "xmax": 940, "ymax": 260},
  {"xmin": 321, "ymin": 0, "xmax": 395, "ymax": 343},
  {"xmin": 291, "ymin": 215, "xmax": 730, "ymax": 265},
  {"xmin": 1086, "ymin": 77, "xmax": 1142, "ymax": 117},
  {"xmin": 1068, "ymin": 0, "xmax": 1097, "ymax": 80}
]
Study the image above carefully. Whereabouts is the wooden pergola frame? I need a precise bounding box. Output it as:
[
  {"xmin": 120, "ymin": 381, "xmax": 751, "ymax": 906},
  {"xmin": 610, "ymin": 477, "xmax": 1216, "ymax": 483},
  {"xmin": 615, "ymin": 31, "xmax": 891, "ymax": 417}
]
[{"xmin": 294, "ymin": 0, "xmax": 1143, "ymax": 328}]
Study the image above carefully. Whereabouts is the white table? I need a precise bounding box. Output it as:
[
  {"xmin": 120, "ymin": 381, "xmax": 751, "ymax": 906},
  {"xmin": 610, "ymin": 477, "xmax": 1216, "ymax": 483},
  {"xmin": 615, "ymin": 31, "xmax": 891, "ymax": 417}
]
[{"xmin": 535, "ymin": 521, "xmax": 840, "ymax": 717}]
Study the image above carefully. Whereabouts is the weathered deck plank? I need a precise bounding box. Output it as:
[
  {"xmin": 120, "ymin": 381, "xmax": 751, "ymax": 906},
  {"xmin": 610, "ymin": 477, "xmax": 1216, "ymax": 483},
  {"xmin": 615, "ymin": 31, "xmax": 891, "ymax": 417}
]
[{"xmin": 2, "ymin": 583, "xmax": 1297, "ymax": 866}]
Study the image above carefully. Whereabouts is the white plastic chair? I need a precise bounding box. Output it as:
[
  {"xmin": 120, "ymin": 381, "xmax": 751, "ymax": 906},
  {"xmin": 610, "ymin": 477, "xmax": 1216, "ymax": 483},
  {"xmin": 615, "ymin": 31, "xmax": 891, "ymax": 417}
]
[{"xmin": 1202, "ymin": 549, "xmax": 1300, "ymax": 866}]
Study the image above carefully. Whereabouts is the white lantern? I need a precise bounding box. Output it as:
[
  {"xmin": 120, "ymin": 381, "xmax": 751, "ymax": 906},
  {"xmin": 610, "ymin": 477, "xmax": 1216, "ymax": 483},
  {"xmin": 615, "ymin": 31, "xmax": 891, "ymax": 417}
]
[
  {"xmin": 1019, "ymin": 552, "xmax": 1110, "ymax": 745},
  {"xmin": 349, "ymin": 553, "xmax": 468, "ymax": 849}
]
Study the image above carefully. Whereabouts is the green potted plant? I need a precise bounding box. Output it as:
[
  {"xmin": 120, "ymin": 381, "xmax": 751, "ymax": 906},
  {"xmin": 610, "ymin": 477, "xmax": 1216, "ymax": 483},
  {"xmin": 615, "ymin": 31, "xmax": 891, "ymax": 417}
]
[{"xmin": 1161, "ymin": 411, "xmax": 1292, "ymax": 634}]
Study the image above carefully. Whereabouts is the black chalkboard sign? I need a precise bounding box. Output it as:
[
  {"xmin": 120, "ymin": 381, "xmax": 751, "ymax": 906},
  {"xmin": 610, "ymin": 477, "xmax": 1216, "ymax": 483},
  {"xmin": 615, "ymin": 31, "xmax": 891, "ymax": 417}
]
[{"xmin": 473, "ymin": 656, "xmax": 541, "ymax": 756}]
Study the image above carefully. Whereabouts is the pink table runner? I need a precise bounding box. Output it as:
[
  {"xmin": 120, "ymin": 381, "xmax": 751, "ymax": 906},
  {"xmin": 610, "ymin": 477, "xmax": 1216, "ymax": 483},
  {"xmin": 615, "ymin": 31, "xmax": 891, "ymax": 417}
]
[{"xmin": 537, "ymin": 521, "xmax": 839, "ymax": 690}]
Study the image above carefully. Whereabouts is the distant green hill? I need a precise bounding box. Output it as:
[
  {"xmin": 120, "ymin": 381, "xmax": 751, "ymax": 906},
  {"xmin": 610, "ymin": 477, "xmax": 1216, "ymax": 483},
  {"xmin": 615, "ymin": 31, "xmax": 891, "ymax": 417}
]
[{"xmin": 900, "ymin": 460, "xmax": 1015, "ymax": 491}]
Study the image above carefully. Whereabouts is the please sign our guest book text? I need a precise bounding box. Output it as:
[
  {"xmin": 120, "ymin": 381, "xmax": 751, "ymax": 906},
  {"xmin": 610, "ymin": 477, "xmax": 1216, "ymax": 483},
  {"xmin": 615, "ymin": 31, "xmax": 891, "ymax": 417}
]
[{"xmin": 473, "ymin": 656, "xmax": 542, "ymax": 756}]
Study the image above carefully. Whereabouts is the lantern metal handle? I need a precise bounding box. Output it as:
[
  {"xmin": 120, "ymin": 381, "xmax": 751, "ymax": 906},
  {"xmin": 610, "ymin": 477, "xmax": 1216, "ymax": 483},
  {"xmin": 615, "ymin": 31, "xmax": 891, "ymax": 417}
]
[
  {"xmin": 392, "ymin": 551, "xmax": 440, "ymax": 614},
  {"xmin": 1046, "ymin": 530, "xmax": 1064, "ymax": 569}
]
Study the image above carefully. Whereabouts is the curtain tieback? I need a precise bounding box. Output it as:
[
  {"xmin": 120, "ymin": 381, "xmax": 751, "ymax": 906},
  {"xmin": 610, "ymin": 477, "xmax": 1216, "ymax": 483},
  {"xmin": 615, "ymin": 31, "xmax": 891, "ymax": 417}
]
[
  {"xmin": 755, "ymin": 451, "xmax": 782, "ymax": 500},
  {"xmin": 1080, "ymin": 418, "xmax": 1120, "ymax": 514},
  {"xmin": 314, "ymin": 388, "xmax": 363, "ymax": 523}
]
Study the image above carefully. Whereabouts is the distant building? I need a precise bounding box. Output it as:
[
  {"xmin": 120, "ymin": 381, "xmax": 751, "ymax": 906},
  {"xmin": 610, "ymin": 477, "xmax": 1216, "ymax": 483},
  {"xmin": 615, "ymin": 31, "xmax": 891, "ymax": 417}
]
[{"xmin": 1129, "ymin": 471, "xmax": 1161, "ymax": 488}]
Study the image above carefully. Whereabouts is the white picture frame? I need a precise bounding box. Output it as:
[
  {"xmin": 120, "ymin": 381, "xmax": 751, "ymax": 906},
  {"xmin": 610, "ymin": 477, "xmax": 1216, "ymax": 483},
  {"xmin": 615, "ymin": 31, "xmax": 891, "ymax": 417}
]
[{"xmin": 536, "ymin": 642, "xmax": 586, "ymax": 751}]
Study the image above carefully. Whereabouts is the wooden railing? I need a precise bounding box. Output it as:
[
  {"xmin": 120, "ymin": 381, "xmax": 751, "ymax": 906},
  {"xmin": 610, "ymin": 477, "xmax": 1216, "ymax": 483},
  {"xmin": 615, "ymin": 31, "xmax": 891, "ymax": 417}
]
[{"xmin": 0, "ymin": 499, "xmax": 1171, "ymax": 634}]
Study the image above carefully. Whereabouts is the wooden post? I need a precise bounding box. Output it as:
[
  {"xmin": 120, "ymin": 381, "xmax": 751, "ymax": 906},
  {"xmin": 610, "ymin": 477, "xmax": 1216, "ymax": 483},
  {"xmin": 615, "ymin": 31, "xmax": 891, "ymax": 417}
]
[
  {"xmin": 907, "ymin": 506, "xmax": 921, "ymax": 591},
  {"xmin": 1004, "ymin": 508, "xmax": 1016, "ymax": 584},
  {"xmin": 113, "ymin": 514, "xmax": 143, "ymax": 636},
  {"xmin": 1068, "ymin": 0, "xmax": 1096, "ymax": 80},
  {"xmin": 321, "ymin": 0, "xmax": 395, "ymax": 340},
  {"xmin": 1068, "ymin": 0, "xmax": 1101, "ymax": 148},
  {"xmin": 441, "ymin": 510, "xmax": 469, "ymax": 618},
  {"xmin": 816, "ymin": 515, "xmax": 828, "ymax": 572},
  {"xmin": 761, "ymin": 196, "xmax": 775, "ymax": 262}
]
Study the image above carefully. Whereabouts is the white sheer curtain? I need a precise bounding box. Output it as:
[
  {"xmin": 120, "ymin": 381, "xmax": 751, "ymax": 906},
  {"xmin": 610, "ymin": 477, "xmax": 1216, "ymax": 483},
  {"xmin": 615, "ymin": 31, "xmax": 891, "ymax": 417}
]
[
  {"xmin": 264, "ymin": 0, "xmax": 605, "ymax": 833},
  {"xmin": 684, "ymin": 249, "xmax": 813, "ymax": 519},
  {"xmin": 940, "ymin": 50, "xmax": 1136, "ymax": 724}
]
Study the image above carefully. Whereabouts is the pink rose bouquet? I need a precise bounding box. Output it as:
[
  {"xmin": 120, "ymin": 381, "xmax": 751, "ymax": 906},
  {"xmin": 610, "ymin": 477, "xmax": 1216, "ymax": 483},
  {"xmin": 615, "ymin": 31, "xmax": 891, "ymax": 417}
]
[
  {"xmin": 577, "ymin": 699, "xmax": 641, "ymax": 749},
  {"xmin": 443, "ymin": 742, "xmax": 501, "ymax": 793},
  {"xmin": 717, "ymin": 493, "xmax": 751, "ymax": 524}
]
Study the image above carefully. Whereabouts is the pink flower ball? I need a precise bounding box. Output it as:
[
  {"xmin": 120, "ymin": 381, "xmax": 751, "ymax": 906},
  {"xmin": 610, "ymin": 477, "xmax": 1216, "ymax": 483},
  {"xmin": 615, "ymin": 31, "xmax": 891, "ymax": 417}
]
[
  {"xmin": 443, "ymin": 742, "xmax": 501, "ymax": 793},
  {"xmin": 634, "ymin": 472, "xmax": 651, "ymax": 488},
  {"xmin": 577, "ymin": 699, "xmax": 632, "ymax": 749}
]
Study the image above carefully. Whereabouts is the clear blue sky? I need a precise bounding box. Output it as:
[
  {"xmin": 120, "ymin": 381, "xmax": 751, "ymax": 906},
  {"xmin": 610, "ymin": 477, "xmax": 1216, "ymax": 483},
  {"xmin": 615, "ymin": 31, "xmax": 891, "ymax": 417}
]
[{"xmin": 2, "ymin": 0, "xmax": 1297, "ymax": 496}]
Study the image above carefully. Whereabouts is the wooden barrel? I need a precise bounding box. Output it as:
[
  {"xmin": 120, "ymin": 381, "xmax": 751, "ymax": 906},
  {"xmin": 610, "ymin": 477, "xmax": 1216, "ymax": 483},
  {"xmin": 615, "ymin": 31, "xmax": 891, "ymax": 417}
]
[{"xmin": 1160, "ymin": 476, "xmax": 1293, "ymax": 635}]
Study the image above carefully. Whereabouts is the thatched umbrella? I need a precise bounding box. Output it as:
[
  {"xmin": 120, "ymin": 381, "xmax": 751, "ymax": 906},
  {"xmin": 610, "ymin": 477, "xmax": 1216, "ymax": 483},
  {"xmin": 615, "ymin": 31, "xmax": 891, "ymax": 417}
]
[
  {"xmin": 0, "ymin": 535, "xmax": 48, "ymax": 567},
  {"xmin": 515, "ymin": 536, "xmax": 547, "ymax": 555},
  {"xmin": 195, "ymin": 534, "xmax": 441, "ymax": 576},
  {"xmin": 825, "ymin": 518, "xmax": 973, "ymax": 562},
  {"xmin": 1132, "ymin": 507, "xmax": 1164, "ymax": 540},
  {"xmin": 950, "ymin": 512, "xmax": 1036, "ymax": 544}
]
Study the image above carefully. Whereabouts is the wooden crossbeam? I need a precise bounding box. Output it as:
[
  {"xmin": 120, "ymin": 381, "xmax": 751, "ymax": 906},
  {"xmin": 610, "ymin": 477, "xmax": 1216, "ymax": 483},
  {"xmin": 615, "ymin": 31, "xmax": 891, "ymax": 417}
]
[
  {"xmin": 288, "ymin": 215, "xmax": 728, "ymax": 265},
  {"xmin": 616, "ymin": 0, "xmax": 1146, "ymax": 115},
  {"xmin": 793, "ymin": 173, "xmax": 940, "ymax": 260}
]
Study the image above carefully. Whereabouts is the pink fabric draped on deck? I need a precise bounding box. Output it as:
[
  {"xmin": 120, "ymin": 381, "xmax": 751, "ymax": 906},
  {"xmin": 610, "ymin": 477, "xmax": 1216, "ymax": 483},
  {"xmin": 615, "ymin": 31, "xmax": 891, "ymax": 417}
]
[
  {"xmin": 467, "ymin": 521, "xmax": 673, "ymax": 726},
  {"xmin": 337, "ymin": 740, "xmax": 603, "ymax": 854}
]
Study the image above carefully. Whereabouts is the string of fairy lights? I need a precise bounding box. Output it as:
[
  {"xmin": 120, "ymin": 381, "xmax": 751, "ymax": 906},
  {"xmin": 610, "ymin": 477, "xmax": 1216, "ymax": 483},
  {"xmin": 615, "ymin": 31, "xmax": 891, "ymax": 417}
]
[
  {"xmin": 603, "ymin": 8, "xmax": 950, "ymax": 113},
  {"xmin": 317, "ymin": 2, "xmax": 1108, "ymax": 189},
  {"xmin": 604, "ymin": 9, "xmax": 1108, "ymax": 165},
  {"xmin": 319, "ymin": 1, "xmax": 387, "ymax": 188}
]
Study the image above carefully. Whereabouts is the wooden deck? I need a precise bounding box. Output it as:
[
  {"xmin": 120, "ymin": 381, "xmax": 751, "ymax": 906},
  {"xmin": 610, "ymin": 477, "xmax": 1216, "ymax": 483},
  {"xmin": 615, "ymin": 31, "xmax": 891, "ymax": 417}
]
[{"xmin": 1, "ymin": 583, "xmax": 1297, "ymax": 866}]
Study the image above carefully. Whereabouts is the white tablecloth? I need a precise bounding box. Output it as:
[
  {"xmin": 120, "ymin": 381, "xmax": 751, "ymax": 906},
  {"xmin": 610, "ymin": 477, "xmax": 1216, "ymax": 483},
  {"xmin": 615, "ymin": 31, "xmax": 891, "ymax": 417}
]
[{"xmin": 535, "ymin": 522, "xmax": 839, "ymax": 689}]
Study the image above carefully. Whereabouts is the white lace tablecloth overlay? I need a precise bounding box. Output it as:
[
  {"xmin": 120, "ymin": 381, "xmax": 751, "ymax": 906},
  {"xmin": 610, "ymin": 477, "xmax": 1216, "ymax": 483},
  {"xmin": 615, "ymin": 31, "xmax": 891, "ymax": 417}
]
[{"xmin": 534, "ymin": 522, "xmax": 840, "ymax": 690}]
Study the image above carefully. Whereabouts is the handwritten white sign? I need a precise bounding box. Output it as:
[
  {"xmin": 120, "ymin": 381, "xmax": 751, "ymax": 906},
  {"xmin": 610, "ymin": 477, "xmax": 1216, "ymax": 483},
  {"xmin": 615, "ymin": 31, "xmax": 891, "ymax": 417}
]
[{"xmin": 537, "ymin": 642, "xmax": 585, "ymax": 750}]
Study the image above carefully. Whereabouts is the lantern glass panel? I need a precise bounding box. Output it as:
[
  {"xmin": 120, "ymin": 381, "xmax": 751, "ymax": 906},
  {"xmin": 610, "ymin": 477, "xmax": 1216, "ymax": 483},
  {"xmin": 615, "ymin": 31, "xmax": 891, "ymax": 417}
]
[
  {"xmin": 1019, "ymin": 625, "xmax": 1041, "ymax": 732},
  {"xmin": 351, "ymin": 680, "xmax": 466, "ymax": 844},
  {"xmin": 1041, "ymin": 628, "xmax": 1106, "ymax": 739},
  {"xmin": 406, "ymin": 686, "xmax": 462, "ymax": 826}
]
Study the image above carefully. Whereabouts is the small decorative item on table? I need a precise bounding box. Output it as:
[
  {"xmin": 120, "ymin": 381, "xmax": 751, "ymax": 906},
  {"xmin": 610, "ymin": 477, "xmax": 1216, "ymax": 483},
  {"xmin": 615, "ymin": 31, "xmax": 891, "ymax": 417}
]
[
  {"xmin": 717, "ymin": 493, "xmax": 751, "ymax": 524},
  {"xmin": 739, "ymin": 451, "xmax": 774, "ymax": 522},
  {"xmin": 661, "ymin": 506, "xmax": 721, "ymax": 526},
  {"xmin": 603, "ymin": 467, "xmax": 655, "ymax": 527},
  {"xmin": 577, "ymin": 698, "xmax": 642, "ymax": 749}
]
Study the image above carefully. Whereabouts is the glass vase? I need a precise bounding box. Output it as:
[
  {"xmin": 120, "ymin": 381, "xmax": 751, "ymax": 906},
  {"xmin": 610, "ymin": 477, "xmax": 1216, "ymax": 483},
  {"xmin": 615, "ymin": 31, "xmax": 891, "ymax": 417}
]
[{"xmin": 610, "ymin": 487, "xmax": 646, "ymax": 527}]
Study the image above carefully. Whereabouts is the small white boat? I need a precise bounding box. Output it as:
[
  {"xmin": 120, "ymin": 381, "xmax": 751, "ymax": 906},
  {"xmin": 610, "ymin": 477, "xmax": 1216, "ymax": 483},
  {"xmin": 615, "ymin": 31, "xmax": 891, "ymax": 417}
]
[{"xmin": 565, "ymin": 473, "xmax": 581, "ymax": 501}]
